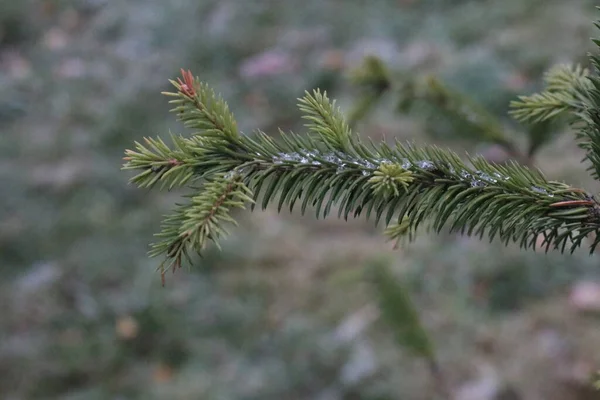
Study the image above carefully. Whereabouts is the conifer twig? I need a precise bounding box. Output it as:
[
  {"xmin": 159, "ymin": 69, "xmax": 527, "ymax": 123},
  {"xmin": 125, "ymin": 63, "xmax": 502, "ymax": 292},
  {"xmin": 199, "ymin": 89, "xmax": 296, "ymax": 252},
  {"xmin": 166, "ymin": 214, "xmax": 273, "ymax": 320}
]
[{"xmin": 123, "ymin": 67, "xmax": 600, "ymax": 282}]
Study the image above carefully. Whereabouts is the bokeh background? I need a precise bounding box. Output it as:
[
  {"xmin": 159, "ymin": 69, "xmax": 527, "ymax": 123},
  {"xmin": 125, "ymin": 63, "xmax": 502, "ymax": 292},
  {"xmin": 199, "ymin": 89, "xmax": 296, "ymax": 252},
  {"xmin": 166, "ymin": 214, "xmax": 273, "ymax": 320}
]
[{"xmin": 2, "ymin": 0, "xmax": 600, "ymax": 399}]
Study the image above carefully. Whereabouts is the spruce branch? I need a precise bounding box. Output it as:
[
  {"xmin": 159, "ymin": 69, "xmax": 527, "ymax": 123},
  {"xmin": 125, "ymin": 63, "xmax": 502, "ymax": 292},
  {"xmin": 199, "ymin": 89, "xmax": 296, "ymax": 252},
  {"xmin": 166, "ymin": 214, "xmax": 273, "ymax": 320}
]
[
  {"xmin": 508, "ymin": 21, "xmax": 600, "ymax": 180},
  {"xmin": 122, "ymin": 134, "xmax": 198, "ymax": 190},
  {"xmin": 124, "ymin": 68, "xmax": 600, "ymax": 283},
  {"xmin": 545, "ymin": 64, "xmax": 591, "ymax": 92},
  {"xmin": 298, "ymin": 89, "xmax": 354, "ymax": 152},
  {"xmin": 509, "ymin": 64, "xmax": 592, "ymax": 124},
  {"xmin": 575, "ymin": 29, "xmax": 600, "ymax": 180},
  {"xmin": 164, "ymin": 68, "xmax": 240, "ymax": 141},
  {"xmin": 384, "ymin": 216, "xmax": 412, "ymax": 249},
  {"xmin": 150, "ymin": 172, "xmax": 254, "ymax": 285}
]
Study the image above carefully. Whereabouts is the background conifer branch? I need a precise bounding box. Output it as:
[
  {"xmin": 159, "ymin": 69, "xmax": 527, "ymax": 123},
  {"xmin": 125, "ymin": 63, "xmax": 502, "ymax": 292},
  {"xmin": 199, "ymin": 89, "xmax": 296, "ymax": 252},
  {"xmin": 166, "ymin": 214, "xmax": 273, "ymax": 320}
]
[
  {"xmin": 348, "ymin": 57, "xmax": 544, "ymax": 166},
  {"xmin": 367, "ymin": 259, "xmax": 450, "ymax": 398}
]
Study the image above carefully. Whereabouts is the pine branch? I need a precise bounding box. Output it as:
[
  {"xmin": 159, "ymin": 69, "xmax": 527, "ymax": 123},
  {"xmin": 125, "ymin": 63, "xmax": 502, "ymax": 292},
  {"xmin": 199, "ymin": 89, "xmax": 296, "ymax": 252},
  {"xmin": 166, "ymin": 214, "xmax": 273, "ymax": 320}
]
[{"xmin": 124, "ymin": 69, "xmax": 600, "ymax": 282}]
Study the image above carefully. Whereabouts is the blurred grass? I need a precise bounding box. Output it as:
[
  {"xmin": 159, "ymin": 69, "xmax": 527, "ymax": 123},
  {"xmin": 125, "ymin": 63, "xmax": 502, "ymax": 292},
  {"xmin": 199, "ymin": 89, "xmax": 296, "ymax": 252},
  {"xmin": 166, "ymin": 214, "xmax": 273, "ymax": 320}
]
[{"xmin": 2, "ymin": 0, "xmax": 600, "ymax": 398}]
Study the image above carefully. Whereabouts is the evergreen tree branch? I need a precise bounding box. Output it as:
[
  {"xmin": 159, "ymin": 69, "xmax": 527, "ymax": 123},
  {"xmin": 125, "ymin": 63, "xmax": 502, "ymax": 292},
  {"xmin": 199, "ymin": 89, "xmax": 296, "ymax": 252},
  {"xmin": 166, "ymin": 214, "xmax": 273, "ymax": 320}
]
[
  {"xmin": 124, "ymin": 69, "xmax": 600, "ymax": 281},
  {"xmin": 545, "ymin": 63, "xmax": 591, "ymax": 92},
  {"xmin": 509, "ymin": 21, "xmax": 600, "ymax": 180},
  {"xmin": 298, "ymin": 89, "xmax": 354, "ymax": 152},
  {"xmin": 149, "ymin": 172, "xmax": 253, "ymax": 285},
  {"xmin": 164, "ymin": 69, "xmax": 240, "ymax": 141},
  {"xmin": 122, "ymin": 134, "xmax": 198, "ymax": 190},
  {"xmin": 384, "ymin": 216, "xmax": 412, "ymax": 249},
  {"xmin": 509, "ymin": 64, "xmax": 592, "ymax": 124},
  {"xmin": 576, "ymin": 28, "xmax": 600, "ymax": 179}
]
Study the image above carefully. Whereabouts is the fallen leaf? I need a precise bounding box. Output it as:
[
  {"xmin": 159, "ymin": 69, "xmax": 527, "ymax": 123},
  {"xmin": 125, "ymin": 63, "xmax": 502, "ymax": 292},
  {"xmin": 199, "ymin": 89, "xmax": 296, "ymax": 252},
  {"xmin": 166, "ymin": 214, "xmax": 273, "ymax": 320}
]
[
  {"xmin": 116, "ymin": 316, "xmax": 139, "ymax": 340},
  {"xmin": 153, "ymin": 363, "xmax": 174, "ymax": 383}
]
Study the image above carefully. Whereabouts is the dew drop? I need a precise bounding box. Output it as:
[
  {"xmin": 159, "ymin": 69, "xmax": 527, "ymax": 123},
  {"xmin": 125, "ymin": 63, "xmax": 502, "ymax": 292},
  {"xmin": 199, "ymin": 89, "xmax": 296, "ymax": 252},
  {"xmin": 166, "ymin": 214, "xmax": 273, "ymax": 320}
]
[
  {"xmin": 324, "ymin": 153, "xmax": 341, "ymax": 164},
  {"xmin": 460, "ymin": 170, "xmax": 472, "ymax": 181},
  {"xmin": 476, "ymin": 172, "xmax": 497, "ymax": 183},
  {"xmin": 401, "ymin": 159, "xmax": 412, "ymax": 169},
  {"xmin": 273, "ymin": 154, "xmax": 284, "ymax": 164},
  {"xmin": 417, "ymin": 160, "xmax": 435, "ymax": 170},
  {"xmin": 235, "ymin": 166, "xmax": 250, "ymax": 175},
  {"xmin": 224, "ymin": 171, "xmax": 237, "ymax": 180},
  {"xmin": 460, "ymin": 106, "xmax": 479, "ymax": 124},
  {"xmin": 531, "ymin": 186, "xmax": 554, "ymax": 197}
]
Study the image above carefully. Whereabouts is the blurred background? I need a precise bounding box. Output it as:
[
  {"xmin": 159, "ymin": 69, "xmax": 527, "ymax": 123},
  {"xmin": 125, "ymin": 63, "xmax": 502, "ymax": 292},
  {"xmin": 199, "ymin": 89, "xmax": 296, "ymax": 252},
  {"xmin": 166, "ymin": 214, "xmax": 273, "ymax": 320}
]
[{"xmin": 2, "ymin": 0, "xmax": 600, "ymax": 399}]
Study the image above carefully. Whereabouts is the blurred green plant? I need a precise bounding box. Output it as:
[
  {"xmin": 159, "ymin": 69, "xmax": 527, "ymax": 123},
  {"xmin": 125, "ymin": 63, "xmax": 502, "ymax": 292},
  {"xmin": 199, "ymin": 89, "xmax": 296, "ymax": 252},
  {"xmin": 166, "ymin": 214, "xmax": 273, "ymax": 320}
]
[
  {"xmin": 347, "ymin": 56, "xmax": 589, "ymax": 167},
  {"xmin": 368, "ymin": 260, "xmax": 434, "ymax": 360},
  {"xmin": 367, "ymin": 259, "xmax": 448, "ymax": 399},
  {"xmin": 0, "ymin": 2, "xmax": 33, "ymax": 46}
]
